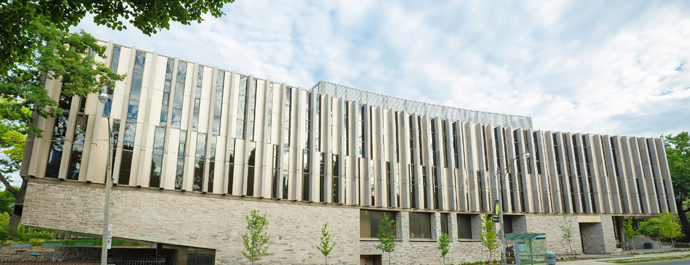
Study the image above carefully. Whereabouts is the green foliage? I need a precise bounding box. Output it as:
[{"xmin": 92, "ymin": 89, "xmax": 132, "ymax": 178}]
[
  {"xmin": 0, "ymin": 189, "xmax": 17, "ymax": 214},
  {"xmin": 624, "ymin": 219, "xmax": 640, "ymax": 239},
  {"xmin": 315, "ymin": 222, "xmax": 337, "ymax": 264},
  {"xmin": 241, "ymin": 210, "xmax": 270, "ymax": 264},
  {"xmin": 0, "ymin": 212, "xmax": 9, "ymax": 240},
  {"xmin": 624, "ymin": 219, "xmax": 640, "ymax": 252},
  {"xmin": 639, "ymin": 217, "xmax": 662, "ymax": 238},
  {"xmin": 1, "ymin": 0, "xmax": 235, "ymax": 76},
  {"xmin": 376, "ymin": 213, "xmax": 397, "ymax": 265},
  {"xmin": 560, "ymin": 213, "xmax": 574, "ymax": 257},
  {"xmin": 0, "ymin": 213, "xmax": 51, "ymax": 241},
  {"xmin": 438, "ymin": 232, "xmax": 450, "ymax": 264},
  {"xmin": 376, "ymin": 213, "xmax": 397, "ymax": 253},
  {"xmin": 1, "ymin": 18, "xmax": 124, "ymax": 138},
  {"xmin": 480, "ymin": 216, "xmax": 499, "ymax": 262},
  {"xmin": 658, "ymin": 212, "xmax": 682, "ymax": 242},
  {"xmin": 664, "ymin": 132, "xmax": 690, "ymax": 202}
]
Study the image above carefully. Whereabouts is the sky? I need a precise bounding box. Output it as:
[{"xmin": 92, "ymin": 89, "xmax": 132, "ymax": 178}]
[{"xmin": 67, "ymin": 0, "xmax": 686, "ymax": 138}]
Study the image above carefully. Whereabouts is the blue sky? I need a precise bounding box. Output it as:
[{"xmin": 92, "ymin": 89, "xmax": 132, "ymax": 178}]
[{"xmin": 69, "ymin": 0, "xmax": 686, "ymax": 137}]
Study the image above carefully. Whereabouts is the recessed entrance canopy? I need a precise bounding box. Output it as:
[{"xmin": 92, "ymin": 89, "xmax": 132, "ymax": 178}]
[{"xmin": 505, "ymin": 232, "xmax": 545, "ymax": 241}]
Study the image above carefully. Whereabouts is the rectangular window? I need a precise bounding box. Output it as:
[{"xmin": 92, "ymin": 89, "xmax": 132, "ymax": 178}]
[
  {"xmin": 159, "ymin": 58, "xmax": 174, "ymax": 125},
  {"xmin": 126, "ymin": 51, "xmax": 146, "ymax": 122},
  {"xmin": 246, "ymin": 79, "xmax": 258, "ymax": 141},
  {"xmin": 271, "ymin": 145, "xmax": 280, "ymax": 199},
  {"xmin": 431, "ymin": 120, "xmax": 441, "ymax": 209},
  {"xmin": 441, "ymin": 213, "xmax": 449, "ymax": 236},
  {"xmin": 207, "ymin": 135, "xmax": 217, "ymax": 193},
  {"xmin": 265, "ymin": 83, "xmax": 274, "ymax": 141},
  {"xmin": 110, "ymin": 120, "xmax": 120, "ymax": 177},
  {"xmin": 150, "ymin": 126, "xmax": 166, "ymax": 188},
  {"xmin": 283, "ymin": 86, "xmax": 292, "ymax": 146},
  {"xmin": 344, "ymin": 101, "xmax": 350, "ymax": 156},
  {"xmin": 305, "ymin": 92, "xmax": 312, "ymax": 150},
  {"xmin": 171, "ymin": 61, "xmax": 188, "ymax": 128},
  {"xmin": 303, "ymin": 150, "xmax": 310, "ymax": 201},
  {"xmin": 193, "ymin": 133, "xmax": 206, "ymax": 192},
  {"xmin": 175, "ymin": 130, "xmax": 187, "ymax": 190},
  {"xmin": 457, "ymin": 214, "xmax": 473, "ymax": 239},
  {"xmin": 247, "ymin": 142, "xmax": 257, "ymax": 196},
  {"xmin": 212, "ymin": 71, "xmax": 225, "ymax": 134},
  {"xmin": 192, "ymin": 66, "xmax": 204, "ymax": 130},
  {"xmin": 46, "ymin": 113, "xmax": 69, "ymax": 178},
  {"xmin": 67, "ymin": 114, "xmax": 88, "ymax": 180},
  {"xmin": 118, "ymin": 121, "xmax": 136, "ymax": 185},
  {"xmin": 282, "ymin": 147, "xmax": 289, "ymax": 199},
  {"xmin": 227, "ymin": 139, "xmax": 236, "ymax": 194},
  {"xmin": 409, "ymin": 212, "xmax": 432, "ymax": 239},
  {"xmin": 332, "ymin": 154, "xmax": 340, "ymax": 203},
  {"xmin": 315, "ymin": 95, "xmax": 321, "ymax": 151},
  {"xmin": 319, "ymin": 152, "xmax": 325, "ymax": 202},
  {"xmin": 236, "ymin": 76, "xmax": 248, "ymax": 138},
  {"xmin": 453, "ymin": 123, "xmax": 460, "ymax": 169},
  {"xmin": 103, "ymin": 46, "xmax": 121, "ymax": 117},
  {"xmin": 360, "ymin": 210, "xmax": 397, "ymax": 238}
]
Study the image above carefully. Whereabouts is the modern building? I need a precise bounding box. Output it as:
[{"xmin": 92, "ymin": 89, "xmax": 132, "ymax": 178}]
[{"xmin": 20, "ymin": 40, "xmax": 677, "ymax": 264}]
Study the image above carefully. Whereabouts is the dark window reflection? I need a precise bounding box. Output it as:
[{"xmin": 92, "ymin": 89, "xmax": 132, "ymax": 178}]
[
  {"xmin": 150, "ymin": 126, "xmax": 166, "ymax": 188},
  {"xmin": 45, "ymin": 112, "xmax": 70, "ymax": 178},
  {"xmin": 67, "ymin": 115, "xmax": 88, "ymax": 180},
  {"xmin": 175, "ymin": 130, "xmax": 187, "ymax": 190},
  {"xmin": 193, "ymin": 134, "xmax": 206, "ymax": 192},
  {"xmin": 246, "ymin": 142, "xmax": 256, "ymax": 196}
]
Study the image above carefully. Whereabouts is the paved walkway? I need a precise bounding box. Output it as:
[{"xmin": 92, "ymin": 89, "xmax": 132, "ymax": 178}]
[{"xmin": 563, "ymin": 250, "xmax": 690, "ymax": 265}]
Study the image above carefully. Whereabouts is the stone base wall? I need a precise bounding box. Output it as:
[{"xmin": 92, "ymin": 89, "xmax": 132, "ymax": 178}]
[
  {"xmin": 22, "ymin": 181, "xmax": 360, "ymax": 265},
  {"xmin": 580, "ymin": 216, "xmax": 617, "ymax": 254},
  {"xmin": 22, "ymin": 180, "xmax": 620, "ymax": 264},
  {"xmin": 524, "ymin": 215, "xmax": 583, "ymax": 256}
]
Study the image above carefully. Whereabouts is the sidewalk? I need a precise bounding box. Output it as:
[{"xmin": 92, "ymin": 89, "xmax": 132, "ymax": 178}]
[{"xmin": 564, "ymin": 250, "xmax": 690, "ymax": 265}]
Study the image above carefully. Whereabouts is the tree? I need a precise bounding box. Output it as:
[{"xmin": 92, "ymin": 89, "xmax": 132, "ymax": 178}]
[
  {"xmin": 658, "ymin": 211, "xmax": 682, "ymax": 249},
  {"xmin": 315, "ymin": 222, "xmax": 337, "ymax": 265},
  {"xmin": 1, "ymin": 0, "xmax": 235, "ymax": 76},
  {"xmin": 480, "ymin": 216, "xmax": 499, "ymax": 264},
  {"xmin": 241, "ymin": 210, "xmax": 270, "ymax": 265},
  {"xmin": 1, "ymin": 14, "xmax": 124, "ymax": 237},
  {"xmin": 0, "ymin": 188, "xmax": 16, "ymax": 214},
  {"xmin": 638, "ymin": 217, "xmax": 662, "ymax": 239},
  {"xmin": 560, "ymin": 213, "xmax": 574, "ymax": 258},
  {"xmin": 376, "ymin": 213, "xmax": 397, "ymax": 265},
  {"xmin": 624, "ymin": 219, "xmax": 640, "ymax": 253},
  {"xmin": 437, "ymin": 232, "xmax": 450, "ymax": 265},
  {"xmin": 1, "ymin": 0, "xmax": 237, "ymax": 239},
  {"xmin": 663, "ymin": 132, "xmax": 690, "ymax": 241}
]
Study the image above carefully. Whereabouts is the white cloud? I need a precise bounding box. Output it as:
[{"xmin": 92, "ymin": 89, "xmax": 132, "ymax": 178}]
[{"xmin": 71, "ymin": 0, "xmax": 690, "ymax": 137}]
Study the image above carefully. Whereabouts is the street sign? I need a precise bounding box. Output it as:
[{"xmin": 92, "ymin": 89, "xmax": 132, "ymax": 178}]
[
  {"xmin": 492, "ymin": 216, "xmax": 500, "ymax": 223},
  {"xmin": 106, "ymin": 238, "xmax": 112, "ymax": 249}
]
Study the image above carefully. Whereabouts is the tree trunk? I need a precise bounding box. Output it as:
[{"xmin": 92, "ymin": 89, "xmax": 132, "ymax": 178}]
[
  {"xmin": 676, "ymin": 199, "xmax": 690, "ymax": 242},
  {"xmin": 2, "ymin": 173, "xmax": 27, "ymax": 238}
]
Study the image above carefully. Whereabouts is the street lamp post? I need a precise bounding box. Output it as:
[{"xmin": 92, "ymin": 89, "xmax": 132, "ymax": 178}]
[
  {"xmin": 98, "ymin": 87, "xmax": 113, "ymax": 265},
  {"xmin": 497, "ymin": 151, "xmax": 530, "ymax": 265}
]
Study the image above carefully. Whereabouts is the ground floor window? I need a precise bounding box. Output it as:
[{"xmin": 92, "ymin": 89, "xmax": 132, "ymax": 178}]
[
  {"xmin": 457, "ymin": 214, "xmax": 475, "ymax": 239},
  {"xmin": 360, "ymin": 210, "xmax": 398, "ymax": 238},
  {"xmin": 409, "ymin": 212, "xmax": 432, "ymax": 239}
]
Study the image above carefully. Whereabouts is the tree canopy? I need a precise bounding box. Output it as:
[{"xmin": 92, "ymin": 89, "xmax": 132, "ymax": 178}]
[
  {"xmin": 664, "ymin": 132, "xmax": 690, "ymax": 201},
  {"xmin": 1, "ymin": 0, "xmax": 235, "ymax": 76}
]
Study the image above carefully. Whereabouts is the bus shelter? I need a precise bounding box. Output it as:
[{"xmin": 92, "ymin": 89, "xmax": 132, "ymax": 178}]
[{"xmin": 504, "ymin": 232, "xmax": 546, "ymax": 265}]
